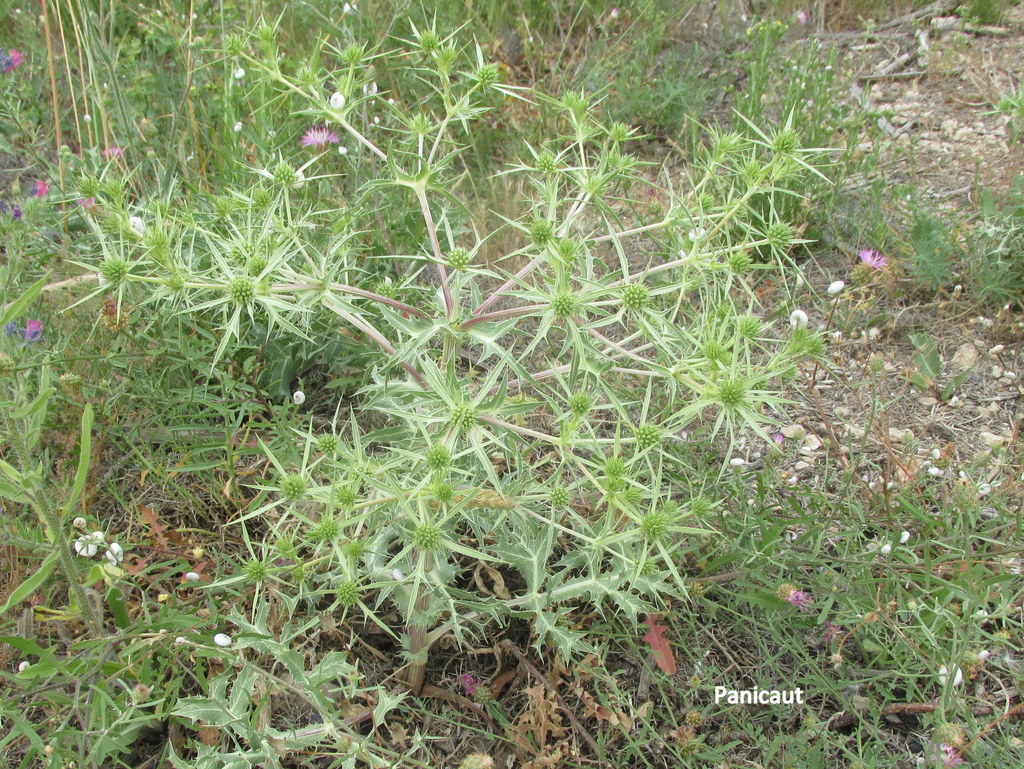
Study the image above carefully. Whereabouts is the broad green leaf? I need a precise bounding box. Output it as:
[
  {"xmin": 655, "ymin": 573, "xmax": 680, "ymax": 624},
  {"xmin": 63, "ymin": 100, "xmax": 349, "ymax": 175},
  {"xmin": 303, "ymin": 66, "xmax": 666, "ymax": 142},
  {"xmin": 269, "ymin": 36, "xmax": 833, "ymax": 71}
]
[
  {"xmin": 0, "ymin": 551, "xmax": 59, "ymax": 617},
  {"xmin": 1, "ymin": 275, "xmax": 50, "ymax": 327},
  {"xmin": 64, "ymin": 403, "xmax": 94, "ymax": 517}
]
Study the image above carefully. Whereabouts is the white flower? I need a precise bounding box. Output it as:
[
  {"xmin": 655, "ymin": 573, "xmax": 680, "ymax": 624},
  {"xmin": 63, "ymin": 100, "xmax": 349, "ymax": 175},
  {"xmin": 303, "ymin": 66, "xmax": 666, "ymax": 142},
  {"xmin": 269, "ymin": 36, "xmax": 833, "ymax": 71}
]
[
  {"xmin": 233, "ymin": 121, "xmax": 242, "ymax": 133},
  {"xmin": 185, "ymin": 571, "xmax": 200, "ymax": 582},
  {"xmin": 74, "ymin": 531, "xmax": 106, "ymax": 558},
  {"xmin": 827, "ymin": 280, "xmax": 846, "ymax": 296},
  {"xmin": 938, "ymin": 664, "xmax": 963, "ymax": 687},
  {"xmin": 105, "ymin": 542, "xmax": 124, "ymax": 565},
  {"xmin": 899, "ymin": 530, "xmax": 911, "ymax": 544},
  {"xmin": 292, "ymin": 390, "xmax": 306, "ymax": 405},
  {"xmin": 610, "ymin": 7, "xmax": 620, "ymax": 18},
  {"xmin": 72, "ymin": 517, "xmax": 87, "ymax": 529},
  {"xmin": 233, "ymin": 67, "xmax": 245, "ymax": 80},
  {"xmin": 330, "ymin": 91, "xmax": 346, "ymax": 109},
  {"xmin": 213, "ymin": 633, "xmax": 232, "ymax": 647},
  {"xmin": 789, "ymin": 309, "xmax": 809, "ymax": 329},
  {"xmin": 129, "ymin": 215, "xmax": 145, "ymax": 235}
]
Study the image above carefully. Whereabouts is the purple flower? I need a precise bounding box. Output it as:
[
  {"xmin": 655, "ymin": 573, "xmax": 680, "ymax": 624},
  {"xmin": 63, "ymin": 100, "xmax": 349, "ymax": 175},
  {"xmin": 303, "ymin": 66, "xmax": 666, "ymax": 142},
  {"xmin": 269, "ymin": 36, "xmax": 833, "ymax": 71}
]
[
  {"xmin": 0, "ymin": 49, "xmax": 23, "ymax": 73},
  {"xmin": 821, "ymin": 621, "xmax": 842, "ymax": 643},
  {"xmin": 102, "ymin": 146, "xmax": 124, "ymax": 161},
  {"xmin": 784, "ymin": 589, "xmax": 812, "ymax": 612},
  {"xmin": 301, "ymin": 125, "xmax": 340, "ymax": 148},
  {"xmin": 10, "ymin": 203, "xmax": 21, "ymax": 220},
  {"xmin": 934, "ymin": 743, "xmax": 964, "ymax": 767},
  {"xmin": 4, "ymin": 319, "xmax": 42, "ymax": 344},
  {"xmin": 858, "ymin": 248, "xmax": 887, "ymax": 270},
  {"xmin": 460, "ymin": 674, "xmax": 478, "ymax": 696}
]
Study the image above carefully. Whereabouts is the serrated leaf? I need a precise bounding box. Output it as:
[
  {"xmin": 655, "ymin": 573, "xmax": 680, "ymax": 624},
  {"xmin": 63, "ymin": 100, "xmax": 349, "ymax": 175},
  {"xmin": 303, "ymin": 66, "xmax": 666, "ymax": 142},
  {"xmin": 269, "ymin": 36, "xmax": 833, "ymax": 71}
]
[{"xmin": 172, "ymin": 697, "xmax": 240, "ymax": 727}]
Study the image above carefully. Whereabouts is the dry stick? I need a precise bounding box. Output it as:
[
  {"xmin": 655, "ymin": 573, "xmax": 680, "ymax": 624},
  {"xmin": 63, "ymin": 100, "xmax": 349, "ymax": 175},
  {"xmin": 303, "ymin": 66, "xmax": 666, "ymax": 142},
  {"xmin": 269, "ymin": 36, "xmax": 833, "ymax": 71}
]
[
  {"xmin": 415, "ymin": 188, "xmax": 454, "ymax": 317},
  {"xmin": 40, "ymin": 0, "xmax": 64, "ymax": 192},
  {"xmin": 500, "ymin": 640, "xmax": 610, "ymax": 768}
]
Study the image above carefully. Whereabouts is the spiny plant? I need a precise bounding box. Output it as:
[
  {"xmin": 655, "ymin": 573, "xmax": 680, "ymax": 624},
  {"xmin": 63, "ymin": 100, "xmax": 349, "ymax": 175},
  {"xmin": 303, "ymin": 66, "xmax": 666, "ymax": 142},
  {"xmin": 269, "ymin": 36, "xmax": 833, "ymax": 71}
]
[{"xmin": 4, "ymin": 17, "xmax": 830, "ymax": 767}]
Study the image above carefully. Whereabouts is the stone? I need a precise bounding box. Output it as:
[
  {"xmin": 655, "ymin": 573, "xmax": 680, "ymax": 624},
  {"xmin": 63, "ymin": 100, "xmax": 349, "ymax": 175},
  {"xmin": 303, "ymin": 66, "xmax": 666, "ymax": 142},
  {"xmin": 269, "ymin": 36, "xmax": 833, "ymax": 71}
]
[
  {"xmin": 979, "ymin": 431, "xmax": 1006, "ymax": 448},
  {"xmin": 950, "ymin": 343, "xmax": 978, "ymax": 372}
]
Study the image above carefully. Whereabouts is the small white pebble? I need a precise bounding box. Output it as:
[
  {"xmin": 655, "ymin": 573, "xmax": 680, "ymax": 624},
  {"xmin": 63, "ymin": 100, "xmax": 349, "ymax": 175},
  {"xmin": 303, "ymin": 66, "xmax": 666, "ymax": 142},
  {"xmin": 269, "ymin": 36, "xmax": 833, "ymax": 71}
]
[{"xmin": 213, "ymin": 633, "xmax": 232, "ymax": 647}]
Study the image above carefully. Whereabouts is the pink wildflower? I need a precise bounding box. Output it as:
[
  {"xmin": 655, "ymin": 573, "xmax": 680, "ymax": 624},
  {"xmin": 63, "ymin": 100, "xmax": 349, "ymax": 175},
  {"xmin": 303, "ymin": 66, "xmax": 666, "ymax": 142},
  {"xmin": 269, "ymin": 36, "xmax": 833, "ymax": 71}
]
[
  {"xmin": 78, "ymin": 197, "xmax": 96, "ymax": 209},
  {"xmin": 784, "ymin": 588, "xmax": 812, "ymax": 612},
  {"xmin": 33, "ymin": 180, "xmax": 49, "ymax": 198},
  {"xmin": 934, "ymin": 743, "xmax": 964, "ymax": 767},
  {"xmin": 795, "ymin": 10, "xmax": 809, "ymax": 24},
  {"xmin": 102, "ymin": 146, "xmax": 124, "ymax": 161},
  {"xmin": 2, "ymin": 49, "xmax": 23, "ymax": 73},
  {"xmin": 301, "ymin": 125, "xmax": 340, "ymax": 148},
  {"xmin": 858, "ymin": 248, "xmax": 887, "ymax": 270},
  {"xmin": 459, "ymin": 674, "xmax": 478, "ymax": 696}
]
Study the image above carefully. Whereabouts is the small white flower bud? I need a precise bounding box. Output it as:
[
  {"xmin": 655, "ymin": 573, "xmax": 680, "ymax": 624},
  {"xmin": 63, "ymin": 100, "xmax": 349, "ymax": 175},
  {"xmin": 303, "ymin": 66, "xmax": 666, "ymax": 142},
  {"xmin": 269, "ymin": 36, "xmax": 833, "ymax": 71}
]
[
  {"xmin": 292, "ymin": 390, "xmax": 306, "ymax": 405},
  {"xmin": 827, "ymin": 280, "xmax": 846, "ymax": 296},
  {"xmin": 105, "ymin": 542, "xmax": 124, "ymax": 565},
  {"xmin": 789, "ymin": 309, "xmax": 809, "ymax": 329},
  {"xmin": 213, "ymin": 633, "xmax": 232, "ymax": 647}
]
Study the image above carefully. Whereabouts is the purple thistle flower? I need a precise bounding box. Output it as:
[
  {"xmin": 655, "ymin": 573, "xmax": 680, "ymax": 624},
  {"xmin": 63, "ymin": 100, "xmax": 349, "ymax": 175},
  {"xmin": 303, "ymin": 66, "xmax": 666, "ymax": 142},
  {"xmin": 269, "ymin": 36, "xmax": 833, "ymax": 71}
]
[
  {"xmin": 11, "ymin": 203, "xmax": 21, "ymax": 220},
  {"xmin": 102, "ymin": 146, "xmax": 124, "ymax": 161},
  {"xmin": 301, "ymin": 125, "xmax": 340, "ymax": 148},
  {"xmin": 858, "ymin": 248, "xmax": 887, "ymax": 270},
  {"xmin": 784, "ymin": 589, "xmax": 812, "ymax": 612}
]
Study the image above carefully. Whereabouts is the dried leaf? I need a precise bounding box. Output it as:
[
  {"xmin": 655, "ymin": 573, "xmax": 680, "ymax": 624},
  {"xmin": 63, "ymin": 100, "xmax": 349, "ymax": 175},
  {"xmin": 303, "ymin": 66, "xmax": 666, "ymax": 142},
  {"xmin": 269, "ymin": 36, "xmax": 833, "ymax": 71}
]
[{"xmin": 642, "ymin": 614, "xmax": 676, "ymax": 675}]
